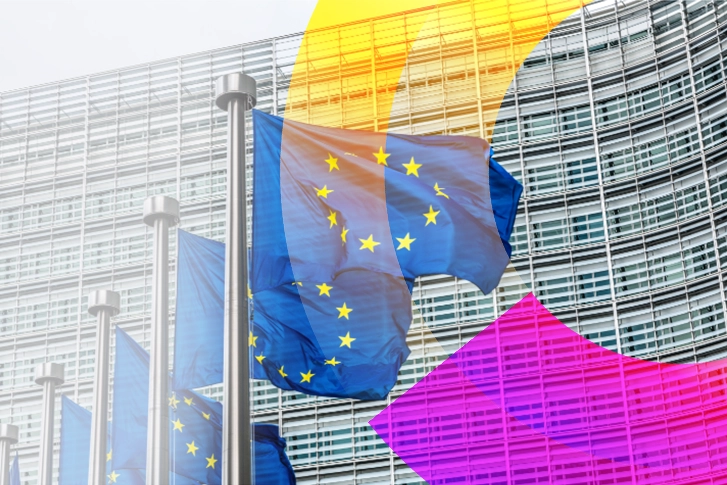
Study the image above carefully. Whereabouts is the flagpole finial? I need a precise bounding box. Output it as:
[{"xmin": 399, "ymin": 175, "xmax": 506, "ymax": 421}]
[
  {"xmin": 0, "ymin": 425, "xmax": 17, "ymax": 445},
  {"xmin": 143, "ymin": 196, "xmax": 180, "ymax": 228},
  {"xmin": 215, "ymin": 73, "xmax": 257, "ymax": 111},
  {"xmin": 88, "ymin": 290, "xmax": 120, "ymax": 317},
  {"xmin": 34, "ymin": 363, "xmax": 64, "ymax": 386}
]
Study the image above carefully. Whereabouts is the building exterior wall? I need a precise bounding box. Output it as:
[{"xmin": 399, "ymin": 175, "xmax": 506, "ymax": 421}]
[{"xmin": 1, "ymin": 0, "xmax": 727, "ymax": 483}]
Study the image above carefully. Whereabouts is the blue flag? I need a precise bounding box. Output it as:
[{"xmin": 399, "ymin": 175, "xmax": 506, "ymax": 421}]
[
  {"xmin": 113, "ymin": 327, "xmax": 220, "ymax": 484},
  {"xmin": 59, "ymin": 395, "xmax": 92, "ymax": 485},
  {"xmin": 59, "ymin": 395, "xmax": 114, "ymax": 485},
  {"xmin": 112, "ymin": 328, "xmax": 151, "ymax": 472},
  {"xmin": 173, "ymin": 111, "xmax": 521, "ymax": 400},
  {"xmin": 173, "ymin": 230, "xmax": 225, "ymax": 391},
  {"xmin": 253, "ymin": 424, "xmax": 297, "ymax": 485},
  {"xmin": 114, "ymin": 327, "xmax": 295, "ymax": 484},
  {"xmin": 247, "ymin": 110, "xmax": 521, "ymax": 399},
  {"xmin": 9, "ymin": 452, "xmax": 19, "ymax": 485},
  {"xmin": 173, "ymin": 231, "xmax": 265, "ymax": 392}
]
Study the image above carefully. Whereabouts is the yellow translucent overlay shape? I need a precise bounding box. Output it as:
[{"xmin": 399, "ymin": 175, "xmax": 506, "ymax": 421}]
[{"xmin": 285, "ymin": 0, "xmax": 591, "ymax": 138}]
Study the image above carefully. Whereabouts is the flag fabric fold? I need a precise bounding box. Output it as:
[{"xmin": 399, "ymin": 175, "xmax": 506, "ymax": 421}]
[
  {"xmin": 59, "ymin": 395, "xmax": 92, "ymax": 485},
  {"xmin": 59, "ymin": 395, "xmax": 115, "ymax": 485},
  {"xmin": 248, "ymin": 110, "xmax": 522, "ymax": 400},
  {"xmin": 172, "ymin": 110, "xmax": 521, "ymax": 400},
  {"xmin": 111, "ymin": 328, "xmax": 152, "ymax": 472},
  {"xmin": 113, "ymin": 327, "xmax": 221, "ymax": 484},
  {"xmin": 9, "ymin": 451, "xmax": 19, "ymax": 485},
  {"xmin": 173, "ymin": 231, "xmax": 266, "ymax": 392},
  {"xmin": 113, "ymin": 327, "xmax": 295, "ymax": 485},
  {"xmin": 173, "ymin": 230, "xmax": 226, "ymax": 391},
  {"xmin": 253, "ymin": 424, "xmax": 298, "ymax": 485}
]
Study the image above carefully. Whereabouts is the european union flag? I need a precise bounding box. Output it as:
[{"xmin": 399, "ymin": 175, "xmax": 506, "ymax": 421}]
[
  {"xmin": 253, "ymin": 424, "xmax": 297, "ymax": 485},
  {"xmin": 113, "ymin": 328, "xmax": 220, "ymax": 484},
  {"xmin": 248, "ymin": 110, "xmax": 521, "ymax": 400},
  {"xmin": 173, "ymin": 230, "xmax": 225, "ymax": 391},
  {"xmin": 111, "ymin": 328, "xmax": 151, "ymax": 473},
  {"xmin": 59, "ymin": 395, "xmax": 92, "ymax": 485},
  {"xmin": 59, "ymin": 395, "xmax": 114, "ymax": 485},
  {"xmin": 174, "ymin": 231, "xmax": 264, "ymax": 391},
  {"xmin": 9, "ymin": 452, "xmax": 19, "ymax": 485},
  {"xmin": 114, "ymin": 327, "xmax": 295, "ymax": 485}
]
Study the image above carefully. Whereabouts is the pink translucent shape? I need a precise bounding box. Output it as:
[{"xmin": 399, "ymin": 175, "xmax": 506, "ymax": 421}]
[{"xmin": 370, "ymin": 293, "xmax": 727, "ymax": 484}]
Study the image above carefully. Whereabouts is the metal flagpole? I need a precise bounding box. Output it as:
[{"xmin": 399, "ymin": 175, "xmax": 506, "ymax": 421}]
[
  {"xmin": 214, "ymin": 73, "xmax": 257, "ymax": 485},
  {"xmin": 143, "ymin": 195, "xmax": 179, "ymax": 485},
  {"xmin": 0, "ymin": 424, "xmax": 18, "ymax": 485},
  {"xmin": 87, "ymin": 290, "xmax": 120, "ymax": 485},
  {"xmin": 35, "ymin": 362, "xmax": 64, "ymax": 485}
]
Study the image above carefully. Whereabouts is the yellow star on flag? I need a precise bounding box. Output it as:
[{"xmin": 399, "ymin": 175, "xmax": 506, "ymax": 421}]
[
  {"xmin": 434, "ymin": 183, "xmax": 450, "ymax": 199},
  {"xmin": 172, "ymin": 418, "xmax": 185, "ymax": 432},
  {"xmin": 206, "ymin": 454, "xmax": 218, "ymax": 469},
  {"xmin": 316, "ymin": 283, "xmax": 333, "ymax": 297},
  {"xmin": 278, "ymin": 366, "xmax": 288, "ymax": 378},
  {"xmin": 202, "ymin": 412, "xmax": 211, "ymax": 420},
  {"xmin": 315, "ymin": 185, "xmax": 334, "ymax": 198},
  {"xmin": 402, "ymin": 157, "xmax": 422, "ymax": 177},
  {"xmin": 424, "ymin": 205, "xmax": 440, "ymax": 226},
  {"xmin": 359, "ymin": 234, "xmax": 380, "ymax": 252},
  {"xmin": 184, "ymin": 396, "xmax": 194, "ymax": 406},
  {"xmin": 324, "ymin": 153, "xmax": 339, "ymax": 172},
  {"xmin": 106, "ymin": 449, "xmax": 112, "ymax": 462},
  {"xmin": 396, "ymin": 233, "xmax": 416, "ymax": 251},
  {"xmin": 255, "ymin": 354, "xmax": 265, "ymax": 364},
  {"xmin": 339, "ymin": 332, "xmax": 356, "ymax": 348},
  {"xmin": 336, "ymin": 302, "xmax": 353, "ymax": 319},
  {"xmin": 108, "ymin": 471, "xmax": 120, "ymax": 483},
  {"xmin": 341, "ymin": 226, "xmax": 349, "ymax": 243},
  {"xmin": 168, "ymin": 394, "xmax": 179, "ymax": 409},
  {"xmin": 300, "ymin": 370, "xmax": 315, "ymax": 383},
  {"xmin": 325, "ymin": 357, "xmax": 341, "ymax": 366},
  {"xmin": 327, "ymin": 210, "xmax": 338, "ymax": 228},
  {"xmin": 247, "ymin": 287, "xmax": 252, "ymax": 299},
  {"xmin": 186, "ymin": 441, "xmax": 199, "ymax": 456},
  {"xmin": 373, "ymin": 146, "xmax": 390, "ymax": 166},
  {"xmin": 248, "ymin": 331, "xmax": 258, "ymax": 347},
  {"xmin": 292, "ymin": 281, "xmax": 303, "ymax": 286}
]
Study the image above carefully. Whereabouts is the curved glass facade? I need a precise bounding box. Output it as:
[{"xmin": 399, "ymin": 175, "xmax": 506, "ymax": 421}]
[{"xmin": 1, "ymin": 0, "xmax": 726, "ymax": 483}]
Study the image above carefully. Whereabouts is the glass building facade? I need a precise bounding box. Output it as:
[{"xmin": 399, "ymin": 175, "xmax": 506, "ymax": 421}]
[{"xmin": 2, "ymin": 0, "xmax": 727, "ymax": 482}]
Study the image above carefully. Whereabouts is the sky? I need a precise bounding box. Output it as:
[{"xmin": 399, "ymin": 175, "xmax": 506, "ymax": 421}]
[{"xmin": 0, "ymin": 0, "xmax": 318, "ymax": 93}]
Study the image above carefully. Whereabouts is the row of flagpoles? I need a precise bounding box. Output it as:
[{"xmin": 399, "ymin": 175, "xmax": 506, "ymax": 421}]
[
  {"xmin": 2, "ymin": 64, "xmax": 525, "ymax": 483},
  {"xmin": 0, "ymin": 73, "xmax": 258, "ymax": 485},
  {"xmin": 0, "ymin": 353, "xmax": 64, "ymax": 485}
]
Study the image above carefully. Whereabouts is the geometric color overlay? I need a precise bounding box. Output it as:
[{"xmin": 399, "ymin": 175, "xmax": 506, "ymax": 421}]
[{"xmin": 371, "ymin": 293, "xmax": 727, "ymax": 484}]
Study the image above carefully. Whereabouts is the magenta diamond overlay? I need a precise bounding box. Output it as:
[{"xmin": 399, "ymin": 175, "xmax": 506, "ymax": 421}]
[{"xmin": 370, "ymin": 293, "xmax": 727, "ymax": 484}]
